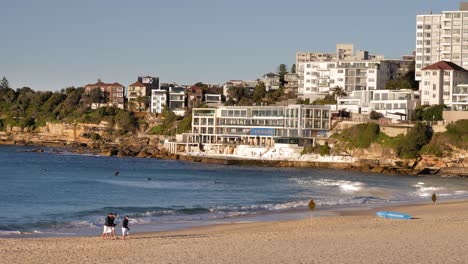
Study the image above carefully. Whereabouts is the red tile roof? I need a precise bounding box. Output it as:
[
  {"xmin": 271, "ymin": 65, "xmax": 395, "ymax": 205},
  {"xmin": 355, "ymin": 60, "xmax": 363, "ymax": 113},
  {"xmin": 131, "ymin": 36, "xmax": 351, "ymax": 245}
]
[
  {"xmin": 129, "ymin": 81, "xmax": 145, "ymax": 87},
  {"xmin": 85, "ymin": 81, "xmax": 124, "ymax": 88},
  {"xmin": 421, "ymin": 61, "xmax": 468, "ymax": 72}
]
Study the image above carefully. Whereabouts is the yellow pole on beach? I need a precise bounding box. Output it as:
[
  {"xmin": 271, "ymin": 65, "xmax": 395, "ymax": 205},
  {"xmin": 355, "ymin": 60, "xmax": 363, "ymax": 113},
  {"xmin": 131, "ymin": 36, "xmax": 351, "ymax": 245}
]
[{"xmin": 308, "ymin": 199, "xmax": 316, "ymax": 226}]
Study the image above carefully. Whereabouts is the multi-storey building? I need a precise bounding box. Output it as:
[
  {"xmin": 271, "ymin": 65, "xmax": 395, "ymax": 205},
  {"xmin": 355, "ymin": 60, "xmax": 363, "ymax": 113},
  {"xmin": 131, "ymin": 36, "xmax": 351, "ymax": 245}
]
[
  {"xmin": 452, "ymin": 84, "xmax": 468, "ymax": 110},
  {"xmin": 337, "ymin": 89, "xmax": 421, "ymax": 120},
  {"xmin": 84, "ymin": 80, "xmax": 125, "ymax": 109},
  {"xmin": 263, "ymin": 73, "xmax": 281, "ymax": 91},
  {"xmin": 415, "ymin": 3, "xmax": 468, "ymax": 81},
  {"xmin": 284, "ymin": 73, "xmax": 299, "ymax": 95},
  {"xmin": 188, "ymin": 105, "xmax": 331, "ymax": 145},
  {"xmin": 300, "ymin": 60, "xmax": 396, "ymax": 97},
  {"xmin": 150, "ymin": 89, "xmax": 167, "ymax": 114},
  {"xmin": 420, "ymin": 60, "xmax": 468, "ymax": 106},
  {"xmin": 186, "ymin": 86, "xmax": 204, "ymax": 110},
  {"xmin": 127, "ymin": 81, "xmax": 148, "ymax": 111},
  {"xmin": 296, "ymin": 44, "xmax": 388, "ymax": 99},
  {"xmin": 169, "ymin": 86, "xmax": 186, "ymax": 116}
]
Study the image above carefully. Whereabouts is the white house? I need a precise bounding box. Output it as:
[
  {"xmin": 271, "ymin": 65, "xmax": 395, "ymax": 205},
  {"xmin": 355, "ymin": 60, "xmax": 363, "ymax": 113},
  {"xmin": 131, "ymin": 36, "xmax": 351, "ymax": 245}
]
[
  {"xmin": 150, "ymin": 89, "xmax": 167, "ymax": 114},
  {"xmin": 420, "ymin": 60, "xmax": 468, "ymax": 106}
]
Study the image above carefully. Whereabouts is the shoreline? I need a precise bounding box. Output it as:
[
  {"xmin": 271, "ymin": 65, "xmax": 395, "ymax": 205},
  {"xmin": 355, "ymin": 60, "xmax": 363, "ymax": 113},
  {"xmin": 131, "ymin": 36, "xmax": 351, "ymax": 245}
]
[
  {"xmin": 2, "ymin": 200, "xmax": 468, "ymax": 264},
  {"xmin": 2, "ymin": 198, "xmax": 466, "ymax": 240}
]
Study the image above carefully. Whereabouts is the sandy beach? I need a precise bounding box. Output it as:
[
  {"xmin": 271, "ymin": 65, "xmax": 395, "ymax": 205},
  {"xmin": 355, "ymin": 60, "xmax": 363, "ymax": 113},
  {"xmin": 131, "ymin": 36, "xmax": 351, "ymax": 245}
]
[{"xmin": 1, "ymin": 201, "xmax": 467, "ymax": 264}]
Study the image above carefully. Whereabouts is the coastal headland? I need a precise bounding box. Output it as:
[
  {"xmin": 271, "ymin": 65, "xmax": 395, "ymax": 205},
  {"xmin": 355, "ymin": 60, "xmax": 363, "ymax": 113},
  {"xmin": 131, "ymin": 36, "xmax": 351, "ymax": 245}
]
[
  {"xmin": 2, "ymin": 200, "xmax": 467, "ymax": 264},
  {"xmin": 1, "ymin": 120, "xmax": 467, "ymax": 177}
]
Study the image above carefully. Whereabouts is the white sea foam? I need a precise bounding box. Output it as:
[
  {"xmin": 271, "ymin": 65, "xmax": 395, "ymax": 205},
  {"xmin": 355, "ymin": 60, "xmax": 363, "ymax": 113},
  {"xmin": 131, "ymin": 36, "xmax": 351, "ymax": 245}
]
[
  {"xmin": 413, "ymin": 182, "xmax": 445, "ymax": 197},
  {"xmin": 0, "ymin": 230, "xmax": 22, "ymax": 235},
  {"xmin": 312, "ymin": 179, "xmax": 364, "ymax": 192}
]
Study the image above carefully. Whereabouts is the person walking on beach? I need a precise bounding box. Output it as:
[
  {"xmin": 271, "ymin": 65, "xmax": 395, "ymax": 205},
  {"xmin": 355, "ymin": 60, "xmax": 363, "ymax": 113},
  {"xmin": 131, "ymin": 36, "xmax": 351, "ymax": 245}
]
[
  {"xmin": 122, "ymin": 215, "xmax": 130, "ymax": 240},
  {"xmin": 102, "ymin": 213, "xmax": 113, "ymax": 240},
  {"xmin": 110, "ymin": 213, "xmax": 117, "ymax": 239}
]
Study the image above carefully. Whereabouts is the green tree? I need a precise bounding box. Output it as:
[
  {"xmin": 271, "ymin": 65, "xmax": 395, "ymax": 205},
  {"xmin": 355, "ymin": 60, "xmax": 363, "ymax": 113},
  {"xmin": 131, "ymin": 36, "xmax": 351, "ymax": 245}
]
[
  {"xmin": 0, "ymin": 77, "xmax": 10, "ymax": 90},
  {"xmin": 396, "ymin": 122, "xmax": 433, "ymax": 158},
  {"xmin": 252, "ymin": 82, "xmax": 266, "ymax": 104},
  {"xmin": 89, "ymin": 87, "xmax": 102, "ymax": 107},
  {"xmin": 290, "ymin": 64, "xmax": 296, "ymax": 74},
  {"xmin": 276, "ymin": 64, "xmax": 289, "ymax": 85}
]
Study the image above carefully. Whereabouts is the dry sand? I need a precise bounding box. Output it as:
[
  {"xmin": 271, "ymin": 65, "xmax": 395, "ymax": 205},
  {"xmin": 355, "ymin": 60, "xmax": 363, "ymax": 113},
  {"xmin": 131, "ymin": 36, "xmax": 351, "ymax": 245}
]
[{"xmin": 1, "ymin": 201, "xmax": 468, "ymax": 264}]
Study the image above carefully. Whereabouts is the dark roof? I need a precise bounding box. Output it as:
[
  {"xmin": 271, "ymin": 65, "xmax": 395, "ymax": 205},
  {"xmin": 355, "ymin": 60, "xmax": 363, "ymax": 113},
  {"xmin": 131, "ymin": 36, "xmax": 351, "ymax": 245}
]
[{"xmin": 421, "ymin": 61, "xmax": 468, "ymax": 72}]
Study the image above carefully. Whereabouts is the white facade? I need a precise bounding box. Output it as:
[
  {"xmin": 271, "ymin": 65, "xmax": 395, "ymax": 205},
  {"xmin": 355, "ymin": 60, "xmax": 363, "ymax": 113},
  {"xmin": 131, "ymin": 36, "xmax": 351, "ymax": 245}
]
[
  {"xmin": 369, "ymin": 90, "xmax": 421, "ymax": 120},
  {"xmin": 420, "ymin": 61, "xmax": 468, "ymax": 106},
  {"xmin": 150, "ymin": 89, "xmax": 167, "ymax": 114},
  {"xmin": 337, "ymin": 89, "xmax": 421, "ymax": 120},
  {"xmin": 169, "ymin": 86, "xmax": 186, "ymax": 116},
  {"xmin": 299, "ymin": 60, "xmax": 396, "ymax": 97},
  {"xmin": 415, "ymin": 7, "xmax": 468, "ymax": 81},
  {"xmin": 452, "ymin": 84, "xmax": 468, "ymax": 110},
  {"xmin": 189, "ymin": 105, "xmax": 331, "ymax": 145}
]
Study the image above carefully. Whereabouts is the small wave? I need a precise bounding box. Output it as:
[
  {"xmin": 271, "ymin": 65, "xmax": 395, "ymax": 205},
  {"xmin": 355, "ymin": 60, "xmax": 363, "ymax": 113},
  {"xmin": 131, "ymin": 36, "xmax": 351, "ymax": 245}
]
[{"xmin": 0, "ymin": 230, "xmax": 22, "ymax": 236}]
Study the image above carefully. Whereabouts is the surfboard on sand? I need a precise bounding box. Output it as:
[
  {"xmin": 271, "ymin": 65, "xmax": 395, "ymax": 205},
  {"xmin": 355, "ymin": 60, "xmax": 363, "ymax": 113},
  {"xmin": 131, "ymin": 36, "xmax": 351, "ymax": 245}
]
[{"xmin": 376, "ymin": 211, "xmax": 412, "ymax": 220}]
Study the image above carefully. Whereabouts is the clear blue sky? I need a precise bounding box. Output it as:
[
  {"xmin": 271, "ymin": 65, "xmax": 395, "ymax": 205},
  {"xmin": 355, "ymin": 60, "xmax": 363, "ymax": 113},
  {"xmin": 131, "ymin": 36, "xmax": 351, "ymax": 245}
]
[{"xmin": 0, "ymin": 0, "xmax": 463, "ymax": 90}]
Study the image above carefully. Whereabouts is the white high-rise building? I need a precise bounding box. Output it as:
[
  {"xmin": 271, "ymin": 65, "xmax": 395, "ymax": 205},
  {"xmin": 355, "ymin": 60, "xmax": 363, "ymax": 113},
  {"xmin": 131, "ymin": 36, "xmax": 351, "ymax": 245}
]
[{"xmin": 415, "ymin": 3, "xmax": 468, "ymax": 81}]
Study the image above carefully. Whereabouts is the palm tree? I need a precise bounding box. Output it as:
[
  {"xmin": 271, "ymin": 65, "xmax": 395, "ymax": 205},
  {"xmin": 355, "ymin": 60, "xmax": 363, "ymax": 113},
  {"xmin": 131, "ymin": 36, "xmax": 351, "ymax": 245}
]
[{"xmin": 332, "ymin": 86, "xmax": 347, "ymax": 111}]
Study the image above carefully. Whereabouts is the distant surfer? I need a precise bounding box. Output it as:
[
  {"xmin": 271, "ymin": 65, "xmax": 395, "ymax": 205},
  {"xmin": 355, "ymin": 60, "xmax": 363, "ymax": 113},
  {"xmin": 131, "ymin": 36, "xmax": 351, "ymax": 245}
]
[
  {"xmin": 147, "ymin": 177, "xmax": 152, "ymax": 181},
  {"xmin": 114, "ymin": 171, "xmax": 120, "ymax": 176}
]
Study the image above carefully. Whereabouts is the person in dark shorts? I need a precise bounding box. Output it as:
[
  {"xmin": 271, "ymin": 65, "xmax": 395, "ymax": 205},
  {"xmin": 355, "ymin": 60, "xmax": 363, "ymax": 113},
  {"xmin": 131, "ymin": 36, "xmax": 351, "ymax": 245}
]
[{"xmin": 122, "ymin": 215, "xmax": 130, "ymax": 240}]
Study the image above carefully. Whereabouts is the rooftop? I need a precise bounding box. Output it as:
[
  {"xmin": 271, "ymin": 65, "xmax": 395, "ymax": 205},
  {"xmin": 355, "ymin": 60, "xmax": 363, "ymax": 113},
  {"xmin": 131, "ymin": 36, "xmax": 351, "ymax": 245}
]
[{"xmin": 421, "ymin": 61, "xmax": 468, "ymax": 72}]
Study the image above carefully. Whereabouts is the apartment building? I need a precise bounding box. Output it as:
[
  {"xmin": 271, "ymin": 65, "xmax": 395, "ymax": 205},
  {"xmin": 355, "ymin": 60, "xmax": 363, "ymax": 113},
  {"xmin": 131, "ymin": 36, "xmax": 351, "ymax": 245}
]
[
  {"xmin": 452, "ymin": 84, "xmax": 468, "ymax": 110},
  {"xmin": 337, "ymin": 89, "xmax": 420, "ymax": 120},
  {"xmin": 263, "ymin": 73, "xmax": 281, "ymax": 91},
  {"xmin": 369, "ymin": 90, "xmax": 420, "ymax": 120},
  {"xmin": 188, "ymin": 105, "xmax": 331, "ymax": 145},
  {"xmin": 296, "ymin": 44, "xmax": 390, "ymax": 99},
  {"xmin": 284, "ymin": 73, "xmax": 299, "ymax": 95},
  {"xmin": 299, "ymin": 60, "xmax": 396, "ymax": 97},
  {"xmin": 169, "ymin": 86, "xmax": 186, "ymax": 116},
  {"xmin": 127, "ymin": 81, "xmax": 148, "ymax": 111},
  {"xmin": 186, "ymin": 86, "xmax": 204, "ymax": 110},
  {"xmin": 150, "ymin": 89, "xmax": 167, "ymax": 114},
  {"xmin": 420, "ymin": 60, "xmax": 468, "ymax": 106},
  {"xmin": 84, "ymin": 80, "xmax": 125, "ymax": 109},
  {"xmin": 415, "ymin": 3, "xmax": 468, "ymax": 81}
]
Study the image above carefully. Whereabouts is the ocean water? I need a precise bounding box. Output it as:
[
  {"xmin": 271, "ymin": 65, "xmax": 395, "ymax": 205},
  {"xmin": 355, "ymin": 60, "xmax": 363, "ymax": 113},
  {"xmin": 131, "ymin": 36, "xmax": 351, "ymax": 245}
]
[{"xmin": 1, "ymin": 145, "xmax": 468, "ymax": 237}]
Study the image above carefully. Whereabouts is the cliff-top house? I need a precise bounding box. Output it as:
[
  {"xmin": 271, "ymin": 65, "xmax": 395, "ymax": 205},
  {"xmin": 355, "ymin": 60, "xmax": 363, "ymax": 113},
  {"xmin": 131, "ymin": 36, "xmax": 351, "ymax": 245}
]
[{"xmin": 84, "ymin": 80, "xmax": 125, "ymax": 109}]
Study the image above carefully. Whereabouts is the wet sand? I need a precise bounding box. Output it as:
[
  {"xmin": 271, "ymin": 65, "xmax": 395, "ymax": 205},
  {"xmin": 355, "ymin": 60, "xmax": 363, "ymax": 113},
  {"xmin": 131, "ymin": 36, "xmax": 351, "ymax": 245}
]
[{"xmin": 1, "ymin": 200, "xmax": 467, "ymax": 264}]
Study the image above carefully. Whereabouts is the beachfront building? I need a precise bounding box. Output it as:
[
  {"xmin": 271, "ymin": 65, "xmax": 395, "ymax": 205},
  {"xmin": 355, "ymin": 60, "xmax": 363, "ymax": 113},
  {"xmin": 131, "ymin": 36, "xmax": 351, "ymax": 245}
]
[
  {"xmin": 420, "ymin": 61, "xmax": 468, "ymax": 106},
  {"xmin": 337, "ymin": 89, "xmax": 421, "ymax": 120},
  {"xmin": 415, "ymin": 3, "xmax": 468, "ymax": 81},
  {"xmin": 169, "ymin": 86, "xmax": 186, "ymax": 116},
  {"xmin": 263, "ymin": 73, "xmax": 281, "ymax": 91},
  {"xmin": 187, "ymin": 105, "xmax": 331, "ymax": 146},
  {"xmin": 84, "ymin": 80, "xmax": 125, "ymax": 109},
  {"xmin": 452, "ymin": 84, "xmax": 468, "ymax": 110},
  {"xmin": 369, "ymin": 90, "xmax": 421, "ymax": 120},
  {"xmin": 150, "ymin": 89, "xmax": 167, "ymax": 114}
]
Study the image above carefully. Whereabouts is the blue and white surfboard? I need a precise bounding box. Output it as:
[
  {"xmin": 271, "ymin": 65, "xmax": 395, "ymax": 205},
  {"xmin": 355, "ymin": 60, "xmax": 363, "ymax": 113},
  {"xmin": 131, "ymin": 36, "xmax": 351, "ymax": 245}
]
[{"xmin": 376, "ymin": 211, "xmax": 412, "ymax": 220}]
